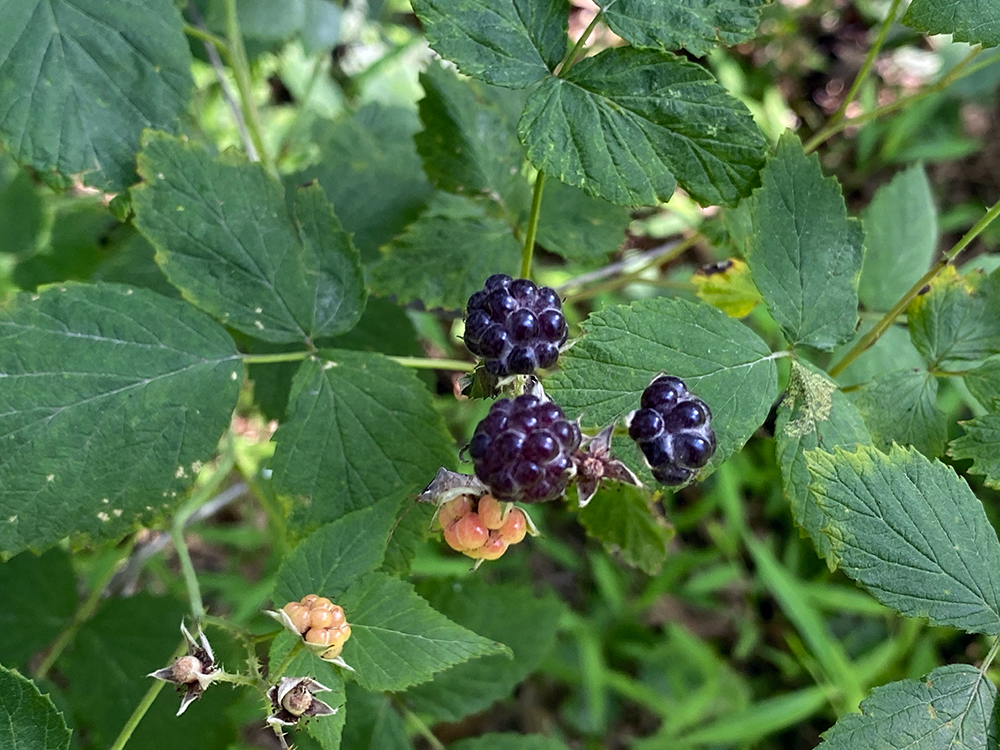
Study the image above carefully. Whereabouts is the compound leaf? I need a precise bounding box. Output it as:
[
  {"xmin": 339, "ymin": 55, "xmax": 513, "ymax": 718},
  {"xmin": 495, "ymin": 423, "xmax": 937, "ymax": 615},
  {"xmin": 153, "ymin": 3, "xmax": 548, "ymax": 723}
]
[
  {"xmin": 852, "ymin": 368, "xmax": 946, "ymax": 457},
  {"xmin": 859, "ymin": 165, "xmax": 938, "ymax": 311},
  {"xmin": 599, "ymin": 0, "xmax": 768, "ymax": 57},
  {"xmin": 0, "ymin": 284, "xmax": 241, "ymax": 558},
  {"xmin": 450, "ymin": 735, "xmax": 571, "ymax": 750},
  {"xmin": 546, "ymin": 296, "xmax": 778, "ymax": 476},
  {"xmin": 273, "ymin": 494, "xmax": 403, "ymax": 604},
  {"xmin": 819, "ymin": 664, "xmax": 997, "ymax": 750},
  {"xmin": 132, "ymin": 133, "xmax": 366, "ymax": 344},
  {"xmin": 0, "ymin": 665, "xmax": 70, "ymax": 750},
  {"xmin": 775, "ymin": 361, "xmax": 871, "ymax": 563},
  {"xmin": 805, "ymin": 444, "xmax": 1000, "ymax": 633},
  {"xmin": 411, "ymin": 0, "xmax": 568, "ymax": 88},
  {"xmin": 903, "ymin": 0, "xmax": 1000, "ymax": 48},
  {"xmin": 339, "ymin": 572, "xmax": 509, "ymax": 692},
  {"xmin": 950, "ymin": 413, "xmax": 1000, "ymax": 489},
  {"xmin": 295, "ymin": 104, "xmax": 434, "ymax": 264},
  {"xmin": 370, "ymin": 194, "xmax": 522, "ymax": 310},
  {"xmin": 519, "ymin": 47, "xmax": 767, "ymax": 208},
  {"xmin": 0, "ymin": 0, "xmax": 193, "ymax": 190},
  {"xmin": 270, "ymin": 350, "xmax": 455, "ymax": 529},
  {"xmin": 577, "ymin": 481, "xmax": 673, "ymax": 574},
  {"xmin": 745, "ymin": 134, "xmax": 864, "ymax": 350},
  {"xmin": 405, "ymin": 579, "xmax": 564, "ymax": 721},
  {"xmin": 341, "ymin": 683, "xmax": 412, "ymax": 750},
  {"xmin": 907, "ymin": 266, "xmax": 1000, "ymax": 370},
  {"xmin": 0, "ymin": 549, "xmax": 77, "ymax": 670}
]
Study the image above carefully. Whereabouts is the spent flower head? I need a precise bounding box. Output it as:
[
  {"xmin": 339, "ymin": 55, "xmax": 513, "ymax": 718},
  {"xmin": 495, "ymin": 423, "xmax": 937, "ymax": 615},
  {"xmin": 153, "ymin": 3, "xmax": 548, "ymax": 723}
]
[{"xmin": 148, "ymin": 622, "xmax": 218, "ymax": 716}]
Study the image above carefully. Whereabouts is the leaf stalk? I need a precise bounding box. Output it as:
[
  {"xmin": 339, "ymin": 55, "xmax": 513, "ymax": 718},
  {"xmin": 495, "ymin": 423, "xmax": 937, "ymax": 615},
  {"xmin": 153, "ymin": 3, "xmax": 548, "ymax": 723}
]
[{"xmin": 520, "ymin": 170, "xmax": 547, "ymax": 279}]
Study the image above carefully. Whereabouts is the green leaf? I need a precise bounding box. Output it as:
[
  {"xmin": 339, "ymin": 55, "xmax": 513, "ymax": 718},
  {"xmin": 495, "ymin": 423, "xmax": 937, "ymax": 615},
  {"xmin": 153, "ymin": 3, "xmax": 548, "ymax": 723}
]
[
  {"xmin": 0, "ymin": 666, "xmax": 70, "ymax": 750},
  {"xmin": 0, "ymin": 284, "xmax": 241, "ymax": 557},
  {"xmin": 450, "ymin": 734, "xmax": 571, "ymax": 750},
  {"xmin": 405, "ymin": 579, "xmax": 564, "ymax": 721},
  {"xmin": 535, "ymin": 179, "xmax": 631, "ymax": 262},
  {"xmin": 296, "ymin": 104, "xmax": 434, "ymax": 264},
  {"xmin": 545, "ymin": 297, "xmax": 779, "ymax": 476},
  {"xmin": 132, "ymin": 133, "xmax": 366, "ymax": 344},
  {"xmin": 775, "ymin": 361, "xmax": 871, "ymax": 563},
  {"xmin": 859, "ymin": 165, "xmax": 938, "ymax": 311},
  {"xmin": 382, "ymin": 502, "xmax": 436, "ymax": 578},
  {"xmin": 852, "ymin": 368, "xmax": 946, "ymax": 457},
  {"xmin": 341, "ymin": 683, "xmax": 412, "ymax": 750},
  {"xmin": 599, "ymin": 0, "xmax": 768, "ymax": 57},
  {"xmin": 745, "ymin": 134, "xmax": 864, "ymax": 350},
  {"xmin": 818, "ymin": 665, "xmax": 997, "ymax": 750},
  {"xmin": 415, "ymin": 64, "xmax": 530, "ymax": 210},
  {"xmin": 832, "ymin": 322, "xmax": 925, "ymax": 387},
  {"xmin": 577, "ymin": 482, "xmax": 673, "ymax": 574},
  {"xmin": 964, "ymin": 359, "xmax": 1000, "ymax": 409},
  {"xmin": 370, "ymin": 194, "xmax": 522, "ymax": 310},
  {"xmin": 518, "ymin": 47, "xmax": 767, "ymax": 207},
  {"xmin": 949, "ymin": 413, "xmax": 1000, "ymax": 489},
  {"xmin": 804, "ymin": 443, "xmax": 1000, "ymax": 633},
  {"xmin": 907, "ymin": 266, "xmax": 1000, "ymax": 370},
  {"xmin": 339, "ymin": 572, "xmax": 509, "ymax": 692},
  {"xmin": 903, "ymin": 0, "xmax": 1000, "ymax": 49},
  {"xmin": 0, "ymin": 166, "xmax": 46, "ymax": 258},
  {"xmin": 62, "ymin": 595, "xmax": 236, "ymax": 750},
  {"xmin": 411, "ymin": 0, "xmax": 568, "ymax": 89},
  {"xmin": 691, "ymin": 258, "xmax": 763, "ymax": 318},
  {"xmin": 273, "ymin": 495, "xmax": 403, "ymax": 604},
  {"xmin": 270, "ymin": 350, "xmax": 455, "ymax": 529},
  {"xmin": 0, "ymin": 0, "xmax": 192, "ymax": 191},
  {"xmin": 268, "ymin": 634, "xmax": 347, "ymax": 750},
  {"xmin": 0, "ymin": 549, "xmax": 77, "ymax": 670},
  {"xmin": 204, "ymin": 0, "xmax": 340, "ymax": 51}
]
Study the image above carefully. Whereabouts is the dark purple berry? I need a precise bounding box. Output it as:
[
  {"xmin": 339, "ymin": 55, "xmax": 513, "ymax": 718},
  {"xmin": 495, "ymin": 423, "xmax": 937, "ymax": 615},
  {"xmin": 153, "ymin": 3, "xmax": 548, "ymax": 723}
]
[
  {"xmin": 652, "ymin": 463, "xmax": 693, "ymax": 486},
  {"xmin": 462, "ymin": 276, "xmax": 568, "ymax": 374},
  {"xmin": 673, "ymin": 433, "xmax": 713, "ymax": 469},
  {"xmin": 662, "ymin": 400, "xmax": 710, "ymax": 431},
  {"xmin": 639, "ymin": 437, "xmax": 671, "ymax": 467},
  {"xmin": 628, "ymin": 408, "xmax": 664, "ymax": 442},
  {"xmin": 640, "ymin": 376, "xmax": 686, "ymax": 410},
  {"xmin": 484, "ymin": 274, "xmax": 513, "ymax": 292},
  {"xmin": 470, "ymin": 397, "xmax": 579, "ymax": 503}
]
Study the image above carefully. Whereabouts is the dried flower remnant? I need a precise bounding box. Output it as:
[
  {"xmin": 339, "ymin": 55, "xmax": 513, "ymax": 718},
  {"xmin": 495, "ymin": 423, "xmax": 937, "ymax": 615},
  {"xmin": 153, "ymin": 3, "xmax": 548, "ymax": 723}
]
[{"xmin": 148, "ymin": 623, "xmax": 219, "ymax": 715}]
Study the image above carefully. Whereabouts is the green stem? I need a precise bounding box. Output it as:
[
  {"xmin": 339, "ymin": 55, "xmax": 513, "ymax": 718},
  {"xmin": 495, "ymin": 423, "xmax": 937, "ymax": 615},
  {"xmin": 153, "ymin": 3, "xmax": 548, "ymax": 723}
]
[
  {"xmin": 565, "ymin": 235, "xmax": 698, "ymax": 302},
  {"xmin": 520, "ymin": 171, "xmax": 547, "ymax": 279},
  {"xmin": 268, "ymin": 640, "xmax": 304, "ymax": 681},
  {"xmin": 241, "ymin": 350, "xmax": 313, "ymax": 365},
  {"xmin": 815, "ymin": 0, "xmax": 903, "ymax": 149},
  {"xmin": 805, "ymin": 46, "xmax": 985, "ymax": 152},
  {"xmin": 557, "ymin": 11, "xmax": 604, "ymax": 74},
  {"xmin": 182, "ymin": 24, "xmax": 230, "ymax": 57},
  {"xmin": 387, "ymin": 356, "xmax": 476, "ymax": 372},
  {"xmin": 829, "ymin": 196, "xmax": 1000, "ymax": 377},
  {"xmin": 212, "ymin": 670, "xmax": 264, "ymax": 691},
  {"xmin": 399, "ymin": 705, "xmax": 446, "ymax": 750},
  {"xmin": 34, "ymin": 537, "xmax": 136, "ymax": 680},
  {"xmin": 109, "ymin": 641, "xmax": 185, "ymax": 750},
  {"xmin": 172, "ymin": 449, "xmax": 237, "ymax": 622},
  {"xmin": 222, "ymin": 0, "xmax": 274, "ymax": 173}
]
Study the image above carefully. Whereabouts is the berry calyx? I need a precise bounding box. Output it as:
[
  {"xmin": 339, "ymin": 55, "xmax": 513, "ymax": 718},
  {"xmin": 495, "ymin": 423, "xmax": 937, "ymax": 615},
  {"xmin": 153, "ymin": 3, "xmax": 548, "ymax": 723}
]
[
  {"xmin": 629, "ymin": 374, "xmax": 716, "ymax": 486},
  {"xmin": 463, "ymin": 275, "xmax": 568, "ymax": 376},
  {"xmin": 469, "ymin": 395, "xmax": 580, "ymax": 503}
]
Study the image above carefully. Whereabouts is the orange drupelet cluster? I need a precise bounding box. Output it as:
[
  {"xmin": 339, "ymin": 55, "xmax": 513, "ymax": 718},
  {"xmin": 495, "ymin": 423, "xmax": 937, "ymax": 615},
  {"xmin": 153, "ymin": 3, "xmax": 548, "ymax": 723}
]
[
  {"xmin": 281, "ymin": 595, "xmax": 352, "ymax": 660},
  {"xmin": 440, "ymin": 494, "xmax": 527, "ymax": 560}
]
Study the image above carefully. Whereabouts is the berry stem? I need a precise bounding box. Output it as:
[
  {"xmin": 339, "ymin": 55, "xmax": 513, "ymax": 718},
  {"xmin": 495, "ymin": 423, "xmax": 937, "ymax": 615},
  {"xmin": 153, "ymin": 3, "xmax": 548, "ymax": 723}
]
[
  {"xmin": 388, "ymin": 356, "xmax": 477, "ymax": 372},
  {"xmin": 828, "ymin": 196, "xmax": 1000, "ymax": 378},
  {"xmin": 109, "ymin": 640, "xmax": 186, "ymax": 750},
  {"xmin": 520, "ymin": 171, "xmax": 547, "ymax": 279},
  {"xmin": 557, "ymin": 11, "xmax": 604, "ymax": 75},
  {"xmin": 240, "ymin": 350, "xmax": 313, "ymax": 364}
]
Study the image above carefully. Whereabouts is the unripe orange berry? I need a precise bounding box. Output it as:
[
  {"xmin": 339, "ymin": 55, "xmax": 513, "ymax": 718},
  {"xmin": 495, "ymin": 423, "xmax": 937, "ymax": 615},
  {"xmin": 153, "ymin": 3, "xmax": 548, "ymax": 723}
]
[
  {"xmin": 499, "ymin": 508, "xmax": 527, "ymax": 544},
  {"xmin": 283, "ymin": 602, "xmax": 311, "ymax": 634},
  {"xmin": 300, "ymin": 594, "xmax": 319, "ymax": 606},
  {"xmin": 327, "ymin": 605, "xmax": 346, "ymax": 628},
  {"xmin": 444, "ymin": 520, "xmax": 466, "ymax": 550},
  {"xmin": 439, "ymin": 495, "xmax": 473, "ymax": 528},
  {"xmin": 479, "ymin": 534, "xmax": 508, "ymax": 560},
  {"xmin": 455, "ymin": 513, "xmax": 488, "ymax": 549},
  {"xmin": 321, "ymin": 644, "xmax": 343, "ymax": 660},
  {"xmin": 305, "ymin": 627, "xmax": 333, "ymax": 646},
  {"xmin": 478, "ymin": 496, "xmax": 504, "ymax": 530},
  {"xmin": 310, "ymin": 607, "xmax": 336, "ymax": 629},
  {"xmin": 310, "ymin": 597, "xmax": 334, "ymax": 611},
  {"xmin": 462, "ymin": 546, "xmax": 484, "ymax": 559},
  {"xmin": 329, "ymin": 624, "xmax": 352, "ymax": 648}
]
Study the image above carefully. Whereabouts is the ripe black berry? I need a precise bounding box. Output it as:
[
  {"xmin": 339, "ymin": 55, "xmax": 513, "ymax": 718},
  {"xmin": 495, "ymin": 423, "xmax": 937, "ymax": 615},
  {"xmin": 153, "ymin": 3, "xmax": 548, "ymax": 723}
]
[
  {"xmin": 628, "ymin": 375, "xmax": 716, "ymax": 486},
  {"xmin": 469, "ymin": 395, "xmax": 581, "ymax": 502},
  {"xmin": 463, "ymin": 274, "xmax": 568, "ymax": 376}
]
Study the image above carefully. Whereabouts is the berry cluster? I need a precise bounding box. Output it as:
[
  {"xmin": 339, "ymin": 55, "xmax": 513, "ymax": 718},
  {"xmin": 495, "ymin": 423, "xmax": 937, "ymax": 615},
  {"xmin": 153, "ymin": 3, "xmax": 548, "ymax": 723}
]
[
  {"xmin": 281, "ymin": 595, "xmax": 352, "ymax": 660},
  {"xmin": 628, "ymin": 375, "xmax": 716, "ymax": 486},
  {"xmin": 463, "ymin": 274, "xmax": 568, "ymax": 376},
  {"xmin": 469, "ymin": 394, "xmax": 581, "ymax": 503},
  {"xmin": 439, "ymin": 494, "xmax": 528, "ymax": 560}
]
